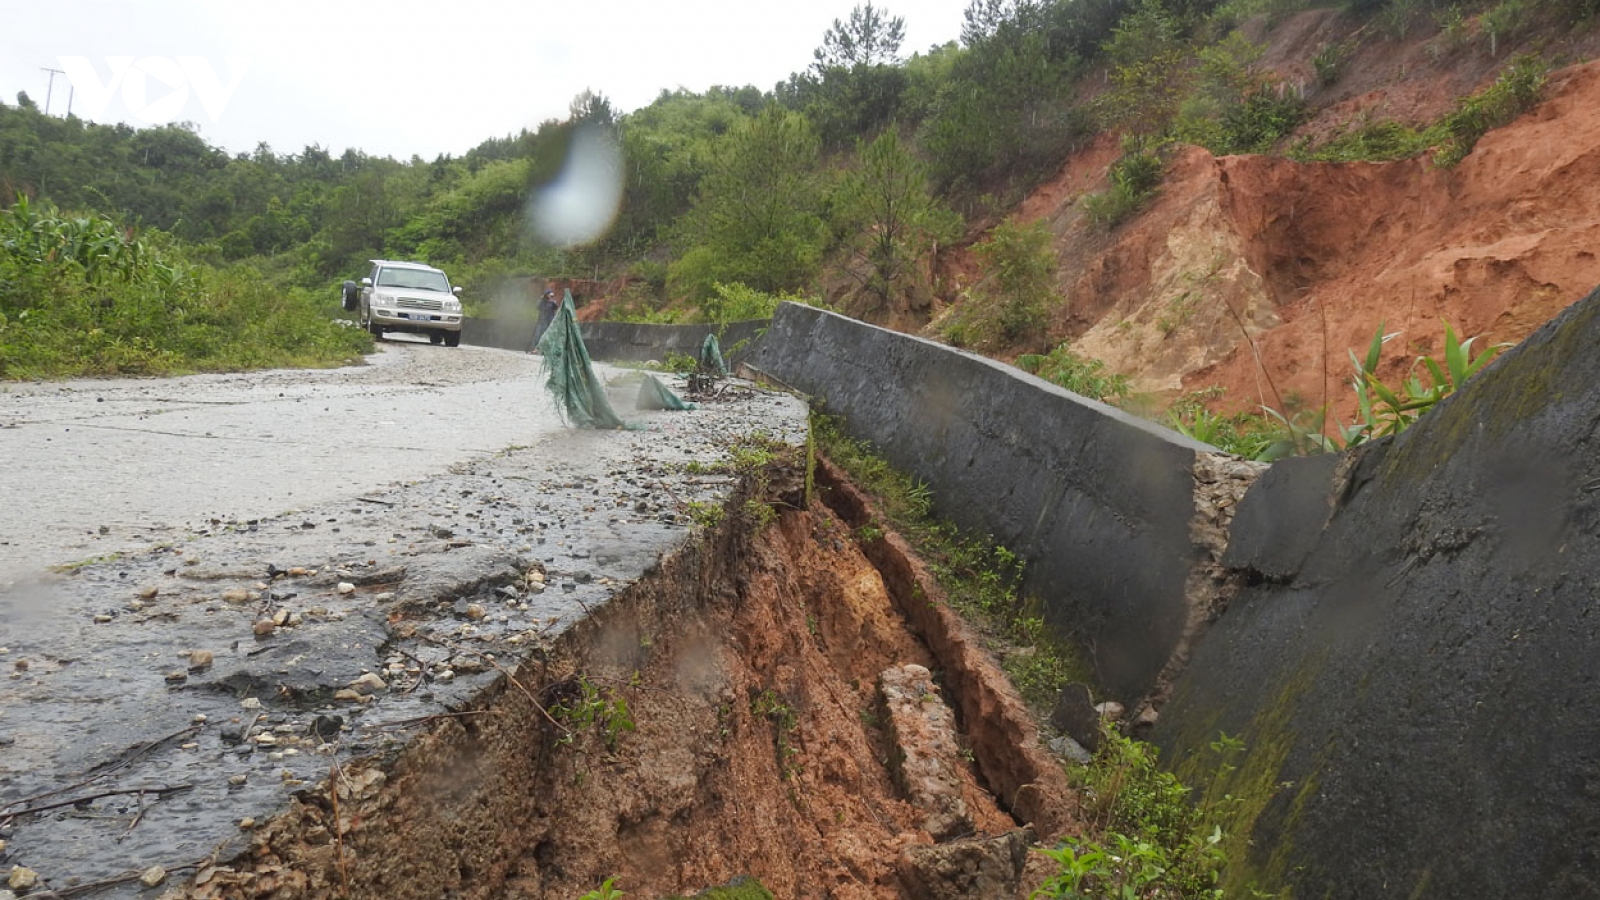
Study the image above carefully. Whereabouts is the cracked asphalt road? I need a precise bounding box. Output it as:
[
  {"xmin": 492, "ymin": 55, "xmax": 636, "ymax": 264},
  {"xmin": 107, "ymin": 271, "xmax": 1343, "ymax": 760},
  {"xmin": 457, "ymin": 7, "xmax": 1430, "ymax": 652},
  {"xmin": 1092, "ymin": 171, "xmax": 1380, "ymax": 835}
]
[
  {"xmin": 0, "ymin": 338, "xmax": 574, "ymax": 587},
  {"xmin": 0, "ymin": 335, "xmax": 809, "ymax": 897}
]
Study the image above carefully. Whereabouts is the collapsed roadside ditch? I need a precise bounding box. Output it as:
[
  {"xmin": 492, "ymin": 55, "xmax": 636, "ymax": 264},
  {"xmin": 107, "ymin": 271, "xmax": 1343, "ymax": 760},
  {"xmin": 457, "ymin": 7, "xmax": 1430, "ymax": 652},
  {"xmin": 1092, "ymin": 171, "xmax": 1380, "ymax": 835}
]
[{"xmin": 164, "ymin": 436, "xmax": 1080, "ymax": 900}]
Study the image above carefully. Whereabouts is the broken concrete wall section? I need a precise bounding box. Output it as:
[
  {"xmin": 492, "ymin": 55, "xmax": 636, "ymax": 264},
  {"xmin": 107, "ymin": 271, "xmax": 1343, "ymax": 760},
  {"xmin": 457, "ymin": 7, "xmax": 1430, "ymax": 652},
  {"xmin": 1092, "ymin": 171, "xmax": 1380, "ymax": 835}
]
[
  {"xmin": 1155, "ymin": 285, "xmax": 1600, "ymax": 898},
  {"xmin": 750, "ymin": 302, "xmax": 1217, "ymax": 702}
]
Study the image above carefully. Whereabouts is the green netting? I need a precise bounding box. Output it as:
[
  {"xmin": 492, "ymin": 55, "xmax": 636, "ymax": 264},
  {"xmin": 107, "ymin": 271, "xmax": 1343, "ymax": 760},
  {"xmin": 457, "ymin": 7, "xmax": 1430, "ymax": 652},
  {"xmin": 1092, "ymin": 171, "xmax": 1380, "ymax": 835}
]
[
  {"xmin": 637, "ymin": 374, "xmax": 696, "ymax": 411},
  {"xmin": 700, "ymin": 333, "xmax": 729, "ymax": 376},
  {"xmin": 538, "ymin": 290, "xmax": 626, "ymax": 429}
]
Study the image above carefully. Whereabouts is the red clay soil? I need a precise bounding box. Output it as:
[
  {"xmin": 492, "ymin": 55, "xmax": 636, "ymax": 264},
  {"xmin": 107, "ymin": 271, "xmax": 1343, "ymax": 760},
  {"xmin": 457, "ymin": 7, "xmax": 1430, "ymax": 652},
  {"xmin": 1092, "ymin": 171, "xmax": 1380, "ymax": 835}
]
[{"xmin": 1029, "ymin": 56, "xmax": 1600, "ymax": 420}]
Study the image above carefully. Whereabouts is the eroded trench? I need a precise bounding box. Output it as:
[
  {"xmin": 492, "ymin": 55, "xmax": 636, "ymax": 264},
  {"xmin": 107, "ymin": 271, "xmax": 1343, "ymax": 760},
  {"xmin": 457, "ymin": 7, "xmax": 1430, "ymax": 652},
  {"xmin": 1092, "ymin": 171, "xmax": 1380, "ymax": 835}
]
[{"xmin": 171, "ymin": 449, "xmax": 1083, "ymax": 900}]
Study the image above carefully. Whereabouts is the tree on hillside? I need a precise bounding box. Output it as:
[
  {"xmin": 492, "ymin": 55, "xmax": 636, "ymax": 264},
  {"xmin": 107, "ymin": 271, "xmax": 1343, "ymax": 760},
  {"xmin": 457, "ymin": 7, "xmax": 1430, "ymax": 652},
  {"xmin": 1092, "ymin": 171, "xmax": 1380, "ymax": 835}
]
[
  {"xmin": 670, "ymin": 107, "xmax": 826, "ymax": 301},
  {"xmin": 799, "ymin": 3, "xmax": 912, "ymax": 149},
  {"xmin": 1097, "ymin": 0, "xmax": 1188, "ymax": 142},
  {"xmin": 834, "ymin": 128, "xmax": 959, "ymax": 313},
  {"xmin": 815, "ymin": 2, "xmax": 907, "ymax": 70}
]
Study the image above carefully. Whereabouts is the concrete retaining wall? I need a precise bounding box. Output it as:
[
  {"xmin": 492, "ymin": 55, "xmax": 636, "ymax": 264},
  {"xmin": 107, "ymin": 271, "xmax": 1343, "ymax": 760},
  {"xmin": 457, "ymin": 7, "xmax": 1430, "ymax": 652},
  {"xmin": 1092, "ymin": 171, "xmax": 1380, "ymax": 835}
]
[
  {"xmin": 461, "ymin": 317, "xmax": 768, "ymax": 365},
  {"xmin": 750, "ymin": 302, "xmax": 1212, "ymax": 702},
  {"xmin": 1154, "ymin": 286, "xmax": 1600, "ymax": 898}
]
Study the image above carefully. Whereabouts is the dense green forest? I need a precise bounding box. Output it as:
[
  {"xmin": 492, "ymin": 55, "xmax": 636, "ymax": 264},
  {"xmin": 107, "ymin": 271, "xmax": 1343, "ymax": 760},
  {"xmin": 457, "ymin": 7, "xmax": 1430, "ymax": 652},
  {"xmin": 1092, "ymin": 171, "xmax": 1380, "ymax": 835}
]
[{"xmin": 0, "ymin": 0, "xmax": 1582, "ymax": 379}]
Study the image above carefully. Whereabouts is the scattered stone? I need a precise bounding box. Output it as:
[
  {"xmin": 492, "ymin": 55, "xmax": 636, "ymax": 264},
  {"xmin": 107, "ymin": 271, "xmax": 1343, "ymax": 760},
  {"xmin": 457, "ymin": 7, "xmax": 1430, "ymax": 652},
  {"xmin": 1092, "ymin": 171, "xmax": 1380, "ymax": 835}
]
[
  {"xmin": 449, "ymin": 655, "xmax": 485, "ymax": 674},
  {"xmin": 254, "ymin": 733, "xmax": 277, "ymax": 746},
  {"xmin": 1094, "ymin": 701, "xmax": 1126, "ymax": 721},
  {"xmin": 164, "ymin": 671, "xmax": 187, "ymax": 684},
  {"xmin": 897, "ymin": 828, "xmax": 1032, "ymax": 900},
  {"xmin": 228, "ymin": 774, "xmax": 248, "ymax": 785},
  {"xmin": 221, "ymin": 588, "xmax": 253, "ymax": 604},
  {"xmin": 1049, "ymin": 736, "xmax": 1094, "ymax": 765},
  {"xmin": 238, "ymin": 817, "xmax": 256, "ymax": 829},
  {"xmin": 464, "ymin": 603, "xmax": 487, "ymax": 621},
  {"xmin": 239, "ymin": 697, "xmax": 262, "ymax": 709},
  {"xmin": 288, "ymin": 567, "xmax": 310, "ymax": 577},
  {"xmin": 128, "ymin": 600, "xmax": 145, "ymax": 611},
  {"xmin": 272, "ymin": 609, "xmax": 291, "ymax": 627},
  {"xmin": 138, "ymin": 865, "xmax": 166, "ymax": 888},
  {"xmin": 350, "ymin": 672, "xmax": 387, "ymax": 694},
  {"xmin": 310, "ymin": 714, "xmax": 344, "ymax": 738},
  {"xmin": 253, "ymin": 619, "xmax": 276, "ymax": 637},
  {"xmin": 192, "ymin": 713, "xmax": 208, "ymax": 723},
  {"xmin": 138, "ymin": 586, "xmax": 159, "ymax": 600},
  {"xmin": 336, "ymin": 582, "xmax": 355, "ymax": 594},
  {"xmin": 1049, "ymin": 683, "xmax": 1102, "ymax": 754},
  {"xmin": 8, "ymin": 867, "xmax": 39, "ymax": 892},
  {"xmin": 333, "ymin": 689, "xmax": 365, "ymax": 703},
  {"xmin": 1129, "ymin": 705, "xmax": 1160, "ymax": 737},
  {"xmin": 435, "ymin": 669, "xmax": 456, "ymax": 683},
  {"xmin": 93, "ymin": 614, "xmax": 113, "ymax": 624},
  {"xmin": 220, "ymin": 725, "xmax": 244, "ymax": 744},
  {"xmin": 188, "ymin": 649, "xmax": 214, "ymax": 669},
  {"xmin": 11, "ymin": 660, "xmax": 25, "ymax": 672}
]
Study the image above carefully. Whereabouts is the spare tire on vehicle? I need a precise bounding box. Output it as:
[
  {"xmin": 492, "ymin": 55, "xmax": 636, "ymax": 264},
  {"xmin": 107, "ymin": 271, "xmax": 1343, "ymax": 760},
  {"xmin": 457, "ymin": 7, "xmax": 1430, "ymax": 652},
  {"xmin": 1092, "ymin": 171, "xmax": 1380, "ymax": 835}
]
[{"xmin": 341, "ymin": 280, "xmax": 360, "ymax": 312}]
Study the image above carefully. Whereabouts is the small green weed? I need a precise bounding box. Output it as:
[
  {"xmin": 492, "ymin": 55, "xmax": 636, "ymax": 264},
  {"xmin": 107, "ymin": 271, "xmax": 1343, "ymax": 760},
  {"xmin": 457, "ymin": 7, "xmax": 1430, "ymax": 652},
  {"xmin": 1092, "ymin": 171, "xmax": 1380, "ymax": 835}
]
[
  {"xmin": 1034, "ymin": 730, "xmax": 1275, "ymax": 899},
  {"xmin": 579, "ymin": 878, "xmax": 626, "ymax": 900},
  {"xmin": 1082, "ymin": 149, "xmax": 1164, "ymax": 230},
  {"xmin": 751, "ymin": 688, "xmax": 802, "ymax": 778},
  {"xmin": 1016, "ymin": 345, "xmax": 1133, "ymax": 406},
  {"xmin": 549, "ymin": 676, "xmax": 636, "ymax": 751}
]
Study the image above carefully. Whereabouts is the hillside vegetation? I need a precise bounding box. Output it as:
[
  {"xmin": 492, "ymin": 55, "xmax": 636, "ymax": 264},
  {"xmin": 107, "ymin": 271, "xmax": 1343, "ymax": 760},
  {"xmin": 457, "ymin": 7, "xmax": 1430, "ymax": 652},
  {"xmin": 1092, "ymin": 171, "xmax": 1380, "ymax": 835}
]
[{"xmin": 4, "ymin": 0, "xmax": 1598, "ymax": 443}]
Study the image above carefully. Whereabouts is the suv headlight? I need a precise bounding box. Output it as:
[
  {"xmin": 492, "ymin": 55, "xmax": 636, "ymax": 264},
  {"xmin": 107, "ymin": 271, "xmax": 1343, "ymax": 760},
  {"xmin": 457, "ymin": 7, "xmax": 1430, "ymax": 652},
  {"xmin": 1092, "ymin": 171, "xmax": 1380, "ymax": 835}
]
[
  {"xmin": 443, "ymin": 299, "xmax": 461, "ymax": 312},
  {"xmin": 373, "ymin": 292, "xmax": 395, "ymax": 306}
]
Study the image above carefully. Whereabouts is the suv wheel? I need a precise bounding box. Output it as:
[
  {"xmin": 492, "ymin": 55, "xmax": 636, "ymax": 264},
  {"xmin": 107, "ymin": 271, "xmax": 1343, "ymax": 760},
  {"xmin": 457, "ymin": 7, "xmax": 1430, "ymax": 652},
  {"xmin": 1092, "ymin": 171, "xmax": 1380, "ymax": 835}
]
[
  {"xmin": 444, "ymin": 332, "xmax": 461, "ymax": 348},
  {"xmin": 429, "ymin": 333, "xmax": 443, "ymax": 345}
]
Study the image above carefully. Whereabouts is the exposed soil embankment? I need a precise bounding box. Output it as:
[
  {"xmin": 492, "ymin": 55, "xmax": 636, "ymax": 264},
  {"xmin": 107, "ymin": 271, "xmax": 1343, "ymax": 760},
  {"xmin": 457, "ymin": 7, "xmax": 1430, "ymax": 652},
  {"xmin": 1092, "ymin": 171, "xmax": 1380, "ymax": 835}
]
[
  {"xmin": 985, "ymin": 43, "xmax": 1600, "ymax": 419},
  {"xmin": 175, "ymin": 451, "xmax": 1075, "ymax": 900}
]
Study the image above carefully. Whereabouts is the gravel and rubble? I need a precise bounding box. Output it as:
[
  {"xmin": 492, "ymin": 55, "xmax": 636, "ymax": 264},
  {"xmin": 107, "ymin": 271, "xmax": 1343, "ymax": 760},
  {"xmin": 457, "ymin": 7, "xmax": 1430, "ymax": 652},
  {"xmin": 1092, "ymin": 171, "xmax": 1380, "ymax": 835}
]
[{"xmin": 0, "ymin": 365, "xmax": 806, "ymax": 899}]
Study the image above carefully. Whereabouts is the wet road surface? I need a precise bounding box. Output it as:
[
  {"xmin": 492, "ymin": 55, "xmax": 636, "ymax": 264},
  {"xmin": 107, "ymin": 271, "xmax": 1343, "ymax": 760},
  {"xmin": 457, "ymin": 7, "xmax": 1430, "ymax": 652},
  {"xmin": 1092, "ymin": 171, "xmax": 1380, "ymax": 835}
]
[
  {"xmin": 0, "ymin": 338, "xmax": 809, "ymax": 897},
  {"xmin": 1, "ymin": 338, "xmax": 572, "ymax": 587}
]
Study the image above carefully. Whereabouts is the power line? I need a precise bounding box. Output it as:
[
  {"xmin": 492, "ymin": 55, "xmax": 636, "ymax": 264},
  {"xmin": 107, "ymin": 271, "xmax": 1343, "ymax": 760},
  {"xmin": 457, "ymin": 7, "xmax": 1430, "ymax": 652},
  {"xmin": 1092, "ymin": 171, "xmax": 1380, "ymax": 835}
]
[{"xmin": 40, "ymin": 67, "xmax": 64, "ymax": 116}]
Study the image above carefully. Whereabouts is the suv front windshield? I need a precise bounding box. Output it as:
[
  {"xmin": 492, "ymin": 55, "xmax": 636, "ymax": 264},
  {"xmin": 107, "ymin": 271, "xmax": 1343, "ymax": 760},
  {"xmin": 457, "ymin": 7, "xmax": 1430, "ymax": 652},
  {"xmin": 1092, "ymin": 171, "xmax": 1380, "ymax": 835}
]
[{"xmin": 376, "ymin": 267, "xmax": 450, "ymax": 293}]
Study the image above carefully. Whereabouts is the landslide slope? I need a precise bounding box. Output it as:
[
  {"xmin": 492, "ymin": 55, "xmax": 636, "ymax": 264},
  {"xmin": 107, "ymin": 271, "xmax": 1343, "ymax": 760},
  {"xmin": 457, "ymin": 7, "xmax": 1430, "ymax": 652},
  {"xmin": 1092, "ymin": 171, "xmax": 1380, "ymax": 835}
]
[{"xmin": 966, "ymin": 12, "xmax": 1600, "ymax": 421}]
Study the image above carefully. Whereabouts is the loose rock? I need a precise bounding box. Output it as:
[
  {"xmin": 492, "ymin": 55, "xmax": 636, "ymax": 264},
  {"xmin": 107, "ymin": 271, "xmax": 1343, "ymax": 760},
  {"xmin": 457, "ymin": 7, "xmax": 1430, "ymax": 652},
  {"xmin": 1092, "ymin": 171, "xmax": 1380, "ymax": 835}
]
[
  {"xmin": 897, "ymin": 828, "xmax": 1032, "ymax": 900},
  {"xmin": 139, "ymin": 865, "xmax": 166, "ymax": 888},
  {"xmin": 7, "ymin": 867, "xmax": 38, "ymax": 892},
  {"xmin": 221, "ymin": 588, "xmax": 252, "ymax": 604},
  {"xmin": 252, "ymin": 619, "xmax": 276, "ymax": 637},
  {"xmin": 350, "ymin": 672, "xmax": 387, "ymax": 694},
  {"xmin": 188, "ymin": 649, "xmax": 214, "ymax": 669},
  {"xmin": 337, "ymin": 581, "xmax": 355, "ymax": 594},
  {"xmin": 138, "ymin": 586, "xmax": 160, "ymax": 600}
]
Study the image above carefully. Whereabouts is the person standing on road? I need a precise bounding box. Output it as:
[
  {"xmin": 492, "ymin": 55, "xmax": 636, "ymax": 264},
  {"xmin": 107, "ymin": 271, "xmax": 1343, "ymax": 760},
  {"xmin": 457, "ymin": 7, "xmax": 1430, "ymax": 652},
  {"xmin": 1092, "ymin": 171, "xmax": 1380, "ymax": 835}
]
[{"xmin": 531, "ymin": 288, "xmax": 559, "ymax": 353}]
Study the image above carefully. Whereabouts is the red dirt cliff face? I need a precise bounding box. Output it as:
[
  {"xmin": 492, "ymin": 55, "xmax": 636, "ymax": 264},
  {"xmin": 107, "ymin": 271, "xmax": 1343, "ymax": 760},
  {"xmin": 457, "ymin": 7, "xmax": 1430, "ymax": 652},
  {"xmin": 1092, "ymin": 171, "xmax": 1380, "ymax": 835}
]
[{"xmin": 1041, "ymin": 57, "xmax": 1600, "ymax": 420}]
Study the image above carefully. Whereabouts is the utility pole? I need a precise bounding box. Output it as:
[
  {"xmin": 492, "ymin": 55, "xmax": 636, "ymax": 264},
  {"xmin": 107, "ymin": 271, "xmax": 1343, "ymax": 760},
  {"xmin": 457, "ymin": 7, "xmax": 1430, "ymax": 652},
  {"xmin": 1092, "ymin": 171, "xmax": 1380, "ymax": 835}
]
[{"xmin": 40, "ymin": 67, "xmax": 64, "ymax": 116}]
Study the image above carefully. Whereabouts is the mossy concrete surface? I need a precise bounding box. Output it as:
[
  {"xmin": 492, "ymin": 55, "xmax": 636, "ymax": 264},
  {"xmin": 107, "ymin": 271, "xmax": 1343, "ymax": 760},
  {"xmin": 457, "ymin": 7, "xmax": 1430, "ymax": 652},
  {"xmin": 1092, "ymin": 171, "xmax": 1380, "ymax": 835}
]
[{"xmin": 1157, "ymin": 286, "xmax": 1600, "ymax": 898}]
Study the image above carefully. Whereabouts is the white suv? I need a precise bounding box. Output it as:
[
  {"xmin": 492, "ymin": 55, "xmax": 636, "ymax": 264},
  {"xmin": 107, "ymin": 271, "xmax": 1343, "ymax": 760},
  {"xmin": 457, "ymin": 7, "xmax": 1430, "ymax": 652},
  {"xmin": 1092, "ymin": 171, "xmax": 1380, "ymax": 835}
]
[{"xmin": 356, "ymin": 260, "xmax": 464, "ymax": 347}]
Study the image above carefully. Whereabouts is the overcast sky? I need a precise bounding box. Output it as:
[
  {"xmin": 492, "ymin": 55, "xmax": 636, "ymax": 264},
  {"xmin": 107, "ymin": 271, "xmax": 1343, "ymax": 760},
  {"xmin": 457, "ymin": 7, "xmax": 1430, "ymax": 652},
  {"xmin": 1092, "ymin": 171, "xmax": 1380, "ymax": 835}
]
[{"xmin": 1, "ymin": 0, "xmax": 974, "ymax": 161}]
